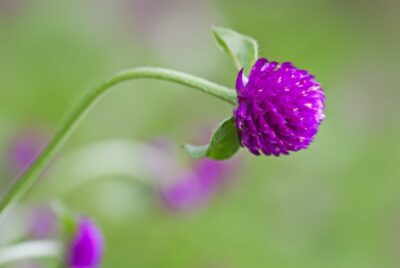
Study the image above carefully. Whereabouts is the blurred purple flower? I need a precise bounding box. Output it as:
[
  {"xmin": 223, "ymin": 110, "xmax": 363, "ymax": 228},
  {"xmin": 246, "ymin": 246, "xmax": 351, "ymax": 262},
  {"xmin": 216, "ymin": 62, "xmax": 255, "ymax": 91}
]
[
  {"xmin": 234, "ymin": 58, "xmax": 325, "ymax": 156},
  {"xmin": 160, "ymin": 158, "xmax": 236, "ymax": 212},
  {"xmin": 7, "ymin": 129, "xmax": 48, "ymax": 175},
  {"xmin": 67, "ymin": 218, "xmax": 104, "ymax": 268},
  {"xmin": 27, "ymin": 204, "xmax": 58, "ymax": 239},
  {"xmin": 0, "ymin": 0, "xmax": 23, "ymax": 14}
]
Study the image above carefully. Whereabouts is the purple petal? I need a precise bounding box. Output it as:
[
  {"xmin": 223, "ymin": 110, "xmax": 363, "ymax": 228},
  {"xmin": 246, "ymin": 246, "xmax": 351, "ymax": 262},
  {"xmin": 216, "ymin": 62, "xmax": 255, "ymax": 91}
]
[
  {"xmin": 235, "ymin": 69, "xmax": 246, "ymax": 95},
  {"xmin": 68, "ymin": 218, "xmax": 104, "ymax": 268}
]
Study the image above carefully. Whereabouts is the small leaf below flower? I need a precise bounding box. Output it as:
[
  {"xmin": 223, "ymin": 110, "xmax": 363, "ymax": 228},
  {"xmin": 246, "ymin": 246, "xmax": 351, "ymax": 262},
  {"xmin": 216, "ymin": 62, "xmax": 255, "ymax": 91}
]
[
  {"xmin": 184, "ymin": 117, "xmax": 240, "ymax": 160},
  {"xmin": 212, "ymin": 26, "xmax": 258, "ymax": 73},
  {"xmin": 51, "ymin": 201, "xmax": 77, "ymax": 242}
]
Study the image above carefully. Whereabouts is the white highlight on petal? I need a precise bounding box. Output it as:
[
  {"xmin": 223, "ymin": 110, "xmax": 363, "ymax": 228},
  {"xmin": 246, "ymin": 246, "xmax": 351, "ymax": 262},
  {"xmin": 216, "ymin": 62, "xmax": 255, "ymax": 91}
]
[
  {"xmin": 304, "ymin": 103, "xmax": 313, "ymax": 108},
  {"xmin": 242, "ymin": 72, "xmax": 249, "ymax": 86}
]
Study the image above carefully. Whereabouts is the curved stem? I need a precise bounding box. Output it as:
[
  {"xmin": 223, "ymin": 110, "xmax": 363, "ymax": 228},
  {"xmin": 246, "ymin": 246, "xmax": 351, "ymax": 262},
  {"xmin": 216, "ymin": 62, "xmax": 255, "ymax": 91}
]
[
  {"xmin": 0, "ymin": 240, "xmax": 61, "ymax": 265},
  {"xmin": 0, "ymin": 67, "xmax": 236, "ymax": 219}
]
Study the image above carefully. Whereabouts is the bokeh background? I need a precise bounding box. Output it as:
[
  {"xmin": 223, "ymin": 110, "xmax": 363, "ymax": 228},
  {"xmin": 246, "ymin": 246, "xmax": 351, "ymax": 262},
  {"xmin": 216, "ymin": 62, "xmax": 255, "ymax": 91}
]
[{"xmin": 1, "ymin": 0, "xmax": 400, "ymax": 267}]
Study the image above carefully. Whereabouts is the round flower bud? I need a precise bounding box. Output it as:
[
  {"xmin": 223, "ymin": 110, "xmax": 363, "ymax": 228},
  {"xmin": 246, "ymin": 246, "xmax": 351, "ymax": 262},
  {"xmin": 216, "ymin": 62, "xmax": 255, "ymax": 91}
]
[
  {"xmin": 67, "ymin": 218, "xmax": 104, "ymax": 268},
  {"xmin": 234, "ymin": 58, "xmax": 325, "ymax": 156}
]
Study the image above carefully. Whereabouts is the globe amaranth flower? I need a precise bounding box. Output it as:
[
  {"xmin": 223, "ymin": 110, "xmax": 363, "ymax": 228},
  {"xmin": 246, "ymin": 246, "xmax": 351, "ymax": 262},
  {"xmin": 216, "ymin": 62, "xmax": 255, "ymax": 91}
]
[
  {"xmin": 160, "ymin": 158, "xmax": 235, "ymax": 212},
  {"xmin": 234, "ymin": 58, "xmax": 325, "ymax": 156},
  {"xmin": 28, "ymin": 204, "xmax": 58, "ymax": 239},
  {"xmin": 7, "ymin": 129, "xmax": 48, "ymax": 174},
  {"xmin": 67, "ymin": 218, "xmax": 104, "ymax": 268}
]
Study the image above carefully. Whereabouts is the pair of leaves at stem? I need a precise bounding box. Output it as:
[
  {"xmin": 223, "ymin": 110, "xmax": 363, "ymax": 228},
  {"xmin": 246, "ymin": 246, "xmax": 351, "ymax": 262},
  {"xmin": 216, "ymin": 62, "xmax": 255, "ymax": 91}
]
[{"xmin": 184, "ymin": 27, "xmax": 259, "ymax": 160}]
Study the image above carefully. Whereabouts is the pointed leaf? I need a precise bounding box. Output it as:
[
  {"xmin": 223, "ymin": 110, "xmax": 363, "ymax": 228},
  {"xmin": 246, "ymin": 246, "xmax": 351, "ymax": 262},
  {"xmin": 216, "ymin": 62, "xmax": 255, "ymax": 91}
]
[
  {"xmin": 183, "ymin": 144, "xmax": 208, "ymax": 159},
  {"xmin": 212, "ymin": 26, "xmax": 258, "ymax": 73},
  {"xmin": 184, "ymin": 117, "xmax": 240, "ymax": 160}
]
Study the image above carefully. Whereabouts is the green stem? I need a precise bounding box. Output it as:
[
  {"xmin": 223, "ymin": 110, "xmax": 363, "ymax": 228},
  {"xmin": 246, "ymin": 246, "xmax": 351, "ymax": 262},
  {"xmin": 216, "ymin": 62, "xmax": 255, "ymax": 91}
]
[
  {"xmin": 0, "ymin": 240, "xmax": 61, "ymax": 265},
  {"xmin": 0, "ymin": 67, "xmax": 236, "ymax": 219}
]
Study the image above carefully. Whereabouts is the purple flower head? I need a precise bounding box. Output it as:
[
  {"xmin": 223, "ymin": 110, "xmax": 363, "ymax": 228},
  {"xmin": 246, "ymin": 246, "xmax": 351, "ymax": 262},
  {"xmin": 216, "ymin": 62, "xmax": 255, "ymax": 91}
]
[
  {"xmin": 27, "ymin": 204, "xmax": 58, "ymax": 239},
  {"xmin": 7, "ymin": 129, "xmax": 48, "ymax": 174},
  {"xmin": 67, "ymin": 218, "xmax": 104, "ymax": 268},
  {"xmin": 234, "ymin": 58, "xmax": 325, "ymax": 156},
  {"xmin": 161, "ymin": 158, "xmax": 234, "ymax": 212}
]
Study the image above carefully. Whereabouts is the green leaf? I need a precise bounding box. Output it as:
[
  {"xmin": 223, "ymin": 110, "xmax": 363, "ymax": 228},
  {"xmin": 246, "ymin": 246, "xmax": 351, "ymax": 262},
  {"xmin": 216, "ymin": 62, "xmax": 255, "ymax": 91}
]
[
  {"xmin": 212, "ymin": 26, "xmax": 258, "ymax": 73},
  {"xmin": 51, "ymin": 201, "xmax": 78, "ymax": 242},
  {"xmin": 183, "ymin": 144, "xmax": 208, "ymax": 159},
  {"xmin": 184, "ymin": 117, "xmax": 241, "ymax": 160}
]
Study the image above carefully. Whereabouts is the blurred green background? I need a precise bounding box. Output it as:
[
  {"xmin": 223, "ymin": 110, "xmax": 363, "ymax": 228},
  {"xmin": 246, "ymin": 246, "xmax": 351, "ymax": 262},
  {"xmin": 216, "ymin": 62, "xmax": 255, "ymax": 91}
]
[{"xmin": 1, "ymin": 0, "xmax": 400, "ymax": 267}]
